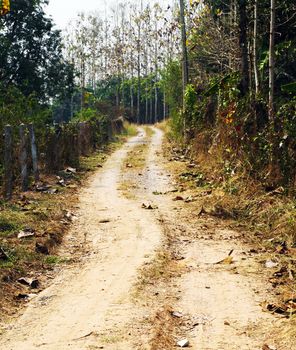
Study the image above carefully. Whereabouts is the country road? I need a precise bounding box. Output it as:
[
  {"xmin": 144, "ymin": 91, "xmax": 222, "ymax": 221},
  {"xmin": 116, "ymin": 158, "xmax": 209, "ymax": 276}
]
[{"xmin": 0, "ymin": 127, "xmax": 285, "ymax": 349}]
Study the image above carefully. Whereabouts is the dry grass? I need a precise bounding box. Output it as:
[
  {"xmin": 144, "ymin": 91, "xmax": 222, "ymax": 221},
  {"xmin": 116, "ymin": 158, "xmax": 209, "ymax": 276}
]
[
  {"xmin": 0, "ymin": 137, "xmax": 126, "ymax": 321},
  {"xmin": 132, "ymin": 213, "xmax": 186, "ymax": 349},
  {"xmin": 122, "ymin": 121, "xmax": 138, "ymax": 137},
  {"xmin": 162, "ymin": 125, "xmax": 296, "ymax": 346},
  {"xmin": 149, "ymin": 306, "xmax": 182, "ymax": 350},
  {"xmin": 118, "ymin": 128, "xmax": 151, "ymax": 199}
]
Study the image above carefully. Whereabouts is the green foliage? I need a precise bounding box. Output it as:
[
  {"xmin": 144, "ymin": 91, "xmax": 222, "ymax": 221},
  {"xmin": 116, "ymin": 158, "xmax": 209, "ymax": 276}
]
[
  {"xmin": 0, "ymin": 84, "xmax": 52, "ymax": 129},
  {"xmin": 0, "ymin": 0, "xmax": 74, "ymax": 101},
  {"xmin": 281, "ymin": 82, "xmax": 296, "ymax": 94},
  {"xmin": 160, "ymin": 60, "xmax": 183, "ymax": 114},
  {"xmin": 184, "ymin": 84, "xmax": 200, "ymax": 129},
  {"xmin": 72, "ymin": 108, "xmax": 104, "ymax": 123}
]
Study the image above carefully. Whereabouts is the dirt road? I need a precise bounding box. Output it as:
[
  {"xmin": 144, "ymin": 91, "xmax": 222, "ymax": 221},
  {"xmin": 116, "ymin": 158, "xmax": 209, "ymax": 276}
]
[{"xmin": 0, "ymin": 127, "xmax": 286, "ymax": 349}]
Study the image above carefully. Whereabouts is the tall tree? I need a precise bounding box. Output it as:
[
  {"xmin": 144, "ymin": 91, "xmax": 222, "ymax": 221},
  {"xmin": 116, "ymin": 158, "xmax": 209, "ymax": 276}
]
[
  {"xmin": 0, "ymin": 0, "xmax": 74, "ymax": 101},
  {"xmin": 179, "ymin": 0, "xmax": 189, "ymax": 100},
  {"xmin": 268, "ymin": 0, "xmax": 276, "ymax": 125},
  {"xmin": 238, "ymin": 0, "xmax": 249, "ymax": 95},
  {"xmin": 253, "ymin": 0, "xmax": 260, "ymax": 95}
]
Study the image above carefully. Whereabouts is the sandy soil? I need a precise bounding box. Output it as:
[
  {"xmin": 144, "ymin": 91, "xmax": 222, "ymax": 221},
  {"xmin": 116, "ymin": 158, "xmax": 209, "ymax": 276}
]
[{"xmin": 0, "ymin": 127, "xmax": 287, "ymax": 350}]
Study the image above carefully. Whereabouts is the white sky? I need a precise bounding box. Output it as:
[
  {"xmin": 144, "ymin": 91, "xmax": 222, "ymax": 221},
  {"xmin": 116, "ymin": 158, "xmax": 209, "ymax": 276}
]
[
  {"xmin": 46, "ymin": 0, "xmax": 113, "ymax": 29},
  {"xmin": 46, "ymin": 0, "xmax": 173, "ymax": 30}
]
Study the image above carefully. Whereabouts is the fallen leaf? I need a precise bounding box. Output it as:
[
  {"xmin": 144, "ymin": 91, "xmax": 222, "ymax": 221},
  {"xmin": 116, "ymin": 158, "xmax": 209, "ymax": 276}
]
[
  {"xmin": 262, "ymin": 345, "xmax": 277, "ymax": 350},
  {"xmin": 142, "ymin": 203, "xmax": 158, "ymax": 210},
  {"xmin": 18, "ymin": 229, "xmax": 35, "ymax": 239},
  {"xmin": 46, "ymin": 188, "xmax": 58, "ymax": 195},
  {"xmin": 65, "ymin": 167, "xmax": 76, "ymax": 174},
  {"xmin": 57, "ymin": 179, "xmax": 66, "ymax": 187},
  {"xmin": 215, "ymin": 250, "xmax": 234, "ymax": 265},
  {"xmin": 262, "ymin": 301, "xmax": 296, "ymax": 317},
  {"xmin": 171, "ymin": 311, "xmax": 183, "ymax": 318},
  {"xmin": 17, "ymin": 277, "xmax": 39, "ymax": 289},
  {"xmin": 184, "ymin": 196, "xmax": 194, "ymax": 203},
  {"xmin": 265, "ymin": 260, "xmax": 278, "ymax": 268},
  {"xmin": 16, "ymin": 293, "xmax": 37, "ymax": 301},
  {"xmin": 173, "ymin": 196, "xmax": 184, "ymax": 201},
  {"xmin": 215, "ymin": 256, "xmax": 234, "ymax": 265},
  {"xmin": 36, "ymin": 184, "xmax": 51, "ymax": 192},
  {"xmin": 177, "ymin": 339, "xmax": 189, "ymax": 348}
]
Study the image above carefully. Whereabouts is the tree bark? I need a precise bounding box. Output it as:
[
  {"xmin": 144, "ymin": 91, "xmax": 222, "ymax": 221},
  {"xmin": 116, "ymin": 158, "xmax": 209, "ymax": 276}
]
[
  {"xmin": 28, "ymin": 124, "xmax": 39, "ymax": 182},
  {"xmin": 179, "ymin": 0, "xmax": 189, "ymax": 97},
  {"xmin": 269, "ymin": 0, "xmax": 276, "ymax": 125},
  {"xmin": 253, "ymin": 0, "xmax": 260, "ymax": 95},
  {"xmin": 238, "ymin": 0, "xmax": 250, "ymax": 95},
  {"xmin": 136, "ymin": 0, "xmax": 143, "ymax": 124},
  {"xmin": 3, "ymin": 125, "xmax": 13, "ymax": 199},
  {"xmin": 19, "ymin": 124, "xmax": 28, "ymax": 192}
]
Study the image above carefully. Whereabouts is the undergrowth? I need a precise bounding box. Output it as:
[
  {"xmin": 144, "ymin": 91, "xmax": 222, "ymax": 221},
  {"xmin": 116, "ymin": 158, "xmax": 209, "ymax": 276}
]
[{"xmin": 164, "ymin": 120, "xmax": 296, "ymax": 347}]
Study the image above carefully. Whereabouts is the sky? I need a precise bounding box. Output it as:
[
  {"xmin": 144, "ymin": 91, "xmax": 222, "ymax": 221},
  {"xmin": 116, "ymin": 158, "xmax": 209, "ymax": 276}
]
[
  {"xmin": 46, "ymin": 0, "xmax": 113, "ymax": 29},
  {"xmin": 46, "ymin": 0, "xmax": 172, "ymax": 30}
]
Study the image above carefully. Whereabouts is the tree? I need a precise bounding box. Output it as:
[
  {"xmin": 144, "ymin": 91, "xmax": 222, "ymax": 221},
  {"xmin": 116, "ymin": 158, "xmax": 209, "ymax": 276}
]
[
  {"xmin": 268, "ymin": 0, "xmax": 276, "ymax": 125},
  {"xmin": 237, "ymin": 0, "xmax": 249, "ymax": 95},
  {"xmin": 179, "ymin": 0, "xmax": 189, "ymax": 101},
  {"xmin": 253, "ymin": 0, "xmax": 260, "ymax": 95},
  {"xmin": 0, "ymin": 0, "xmax": 74, "ymax": 101}
]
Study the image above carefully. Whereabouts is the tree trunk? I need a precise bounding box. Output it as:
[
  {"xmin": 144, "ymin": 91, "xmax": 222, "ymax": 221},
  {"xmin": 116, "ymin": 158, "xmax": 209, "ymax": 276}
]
[
  {"xmin": 19, "ymin": 124, "xmax": 28, "ymax": 192},
  {"xmin": 145, "ymin": 82, "xmax": 149, "ymax": 124},
  {"xmin": 179, "ymin": 0, "xmax": 189, "ymax": 97},
  {"xmin": 163, "ymin": 89, "xmax": 166, "ymax": 120},
  {"xmin": 130, "ymin": 82, "xmax": 134, "ymax": 117},
  {"xmin": 136, "ymin": 0, "xmax": 143, "ymax": 124},
  {"xmin": 238, "ymin": 0, "xmax": 250, "ymax": 95},
  {"xmin": 253, "ymin": 0, "xmax": 260, "ymax": 95},
  {"xmin": 269, "ymin": 0, "xmax": 276, "ymax": 125},
  {"xmin": 3, "ymin": 125, "xmax": 13, "ymax": 199},
  {"xmin": 28, "ymin": 124, "xmax": 39, "ymax": 182}
]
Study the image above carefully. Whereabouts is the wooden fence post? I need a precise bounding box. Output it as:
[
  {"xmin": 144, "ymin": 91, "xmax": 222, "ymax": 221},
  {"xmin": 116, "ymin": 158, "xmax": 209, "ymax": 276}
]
[
  {"xmin": 3, "ymin": 125, "xmax": 13, "ymax": 199},
  {"xmin": 78, "ymin": 122, "xmax": 85, "ymax": 156},
  {"xmin": 19, "ymin": 124, "xmax": 28, "ymax": 192},
  {"xmin": 28, "ymin": 124, "xmax": 39, "ymax": 182}
]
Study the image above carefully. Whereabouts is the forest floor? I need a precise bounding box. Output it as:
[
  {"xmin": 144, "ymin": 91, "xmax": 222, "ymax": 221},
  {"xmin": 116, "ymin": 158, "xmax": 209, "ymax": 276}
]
[{"xmin": 0, "ymin": 126, "xmax": 294, "ymax": 349}]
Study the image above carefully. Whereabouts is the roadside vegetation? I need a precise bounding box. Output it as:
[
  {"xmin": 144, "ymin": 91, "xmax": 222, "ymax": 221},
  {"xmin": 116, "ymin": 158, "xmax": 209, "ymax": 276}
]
[{"xmin": 1, "ymin": 0, "xmax": 296, "ymax": 344}]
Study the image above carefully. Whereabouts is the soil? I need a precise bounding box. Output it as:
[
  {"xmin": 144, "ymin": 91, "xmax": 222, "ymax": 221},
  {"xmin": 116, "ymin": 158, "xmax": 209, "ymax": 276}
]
[{"xmin": 0, "ymin": 127, "xmax": 291, "ymax": 349}]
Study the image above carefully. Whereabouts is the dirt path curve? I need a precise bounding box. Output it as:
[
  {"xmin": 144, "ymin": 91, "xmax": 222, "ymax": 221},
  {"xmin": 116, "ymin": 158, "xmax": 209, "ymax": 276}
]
[{"xmin": 0, "ymin": 129, "xmax": 169, "ymax": 350}]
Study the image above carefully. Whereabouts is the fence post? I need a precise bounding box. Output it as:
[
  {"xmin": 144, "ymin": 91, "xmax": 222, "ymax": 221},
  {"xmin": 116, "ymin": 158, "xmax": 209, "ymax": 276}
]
[
  {"xmin": 19, "ymin": 124, "xmax": 28, "ymax": 192},
  {"xmin": 78, "ymin": 122, "xmax": 85, "ymax": 156},
  {"xmin": 3, "ymin": 125, "xmax": 13, "ymax": 199},
  {"xmin": 28, "ymin": 124, "xmax": 39, "ymax": 182}
]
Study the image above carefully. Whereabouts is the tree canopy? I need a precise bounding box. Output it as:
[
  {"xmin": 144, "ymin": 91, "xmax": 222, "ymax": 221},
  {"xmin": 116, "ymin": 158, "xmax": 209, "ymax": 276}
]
[{"xmin": 0, "ymin": 0, "xmax": 74, "ymax": 102}]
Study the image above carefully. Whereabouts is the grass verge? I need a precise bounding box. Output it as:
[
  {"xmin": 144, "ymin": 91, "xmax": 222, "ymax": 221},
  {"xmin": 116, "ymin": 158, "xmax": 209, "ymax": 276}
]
[
  {"xmin": 0, "ymin": 123, "xmax": 136, "ymax": 322},
  {"xmin": 163, "ymin": 120, "xmax": 296, "ymax": 347}
]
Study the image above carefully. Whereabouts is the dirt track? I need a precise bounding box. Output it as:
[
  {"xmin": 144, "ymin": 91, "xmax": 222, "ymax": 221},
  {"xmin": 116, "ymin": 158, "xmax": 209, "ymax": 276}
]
[{"xmin": 0, "ymin": 127, "xmax": 285, "ymax": 349}]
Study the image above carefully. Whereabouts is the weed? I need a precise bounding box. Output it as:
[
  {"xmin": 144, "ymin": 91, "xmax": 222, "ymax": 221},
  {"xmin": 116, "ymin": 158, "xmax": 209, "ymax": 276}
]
[
  {"xmin": 122, "ymin": 122, "xmax": 138, "ymax": 137},
  {"xmin": 44, "ymin": 255, "xmax": 68, "ymax": 265}
]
